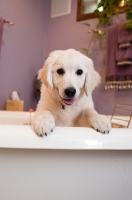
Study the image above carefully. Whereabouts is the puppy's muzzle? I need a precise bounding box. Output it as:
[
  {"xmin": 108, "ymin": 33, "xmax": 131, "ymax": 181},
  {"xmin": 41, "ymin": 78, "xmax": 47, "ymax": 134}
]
[{"xmin": 64, "ymin": 87, "xmax": 76, "ymax": 98}]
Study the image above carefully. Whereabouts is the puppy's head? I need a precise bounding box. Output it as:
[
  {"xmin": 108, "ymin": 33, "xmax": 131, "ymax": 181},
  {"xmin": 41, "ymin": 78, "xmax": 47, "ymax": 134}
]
[{"xmin": 38, "ymin": 49, "xmax": 100, "ymax": 105}]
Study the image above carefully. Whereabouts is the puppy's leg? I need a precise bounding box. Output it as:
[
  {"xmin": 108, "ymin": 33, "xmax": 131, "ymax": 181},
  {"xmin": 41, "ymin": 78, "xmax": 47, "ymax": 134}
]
[
  {"xmin": 33, "ymin": 110, "xmax": 55, "ymax": 137},
  {"xmin": 84, "ymin": 108, "xmax": 111, "ymax": 134},
  {"xmin": 83, "ymin": 108, "xmax": 111, "ymax": 134}
]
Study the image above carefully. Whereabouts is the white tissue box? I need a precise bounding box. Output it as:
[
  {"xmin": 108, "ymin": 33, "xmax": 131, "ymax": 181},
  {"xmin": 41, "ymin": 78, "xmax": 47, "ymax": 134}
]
[{"xmin": 6, "ymin": 100, "xmax": 24, "ymax": 111}]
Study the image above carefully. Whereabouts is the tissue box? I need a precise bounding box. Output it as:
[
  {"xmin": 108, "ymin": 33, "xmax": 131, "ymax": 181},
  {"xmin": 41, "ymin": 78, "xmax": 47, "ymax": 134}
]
[{"xmin": 6, "ymin": 100, "xmax": 24, "ymax": 111}]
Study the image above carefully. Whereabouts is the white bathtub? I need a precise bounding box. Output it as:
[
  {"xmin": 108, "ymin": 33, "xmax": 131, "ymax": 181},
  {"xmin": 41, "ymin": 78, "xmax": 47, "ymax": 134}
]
[
  {"xmin": 0, "ymin": 110, "xmax": 34, "ymax": 125},
  {"xmin": 0, "ymin": 111, "xmax": 132, "ymax": 200}
]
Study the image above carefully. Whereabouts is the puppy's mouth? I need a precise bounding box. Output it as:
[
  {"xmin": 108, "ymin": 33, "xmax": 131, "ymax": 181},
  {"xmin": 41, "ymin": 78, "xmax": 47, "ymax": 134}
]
[{"xmin": 61, "ymin": 97, "xmax": 76, "ymax": 105}]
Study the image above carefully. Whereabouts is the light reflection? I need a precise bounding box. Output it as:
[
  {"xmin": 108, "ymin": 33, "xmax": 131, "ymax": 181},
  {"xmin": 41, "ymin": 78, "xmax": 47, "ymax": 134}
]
[
  {"xmin": 85, "ymin": 139, "xmax": 102, "ymax": 147},
  {"xmin": 98, "ymin": 6, "xmax": 103, "ymax": 12},
  {"xmin": 118, "ymin": 0, "xmax": 126, "ymax": 7}
]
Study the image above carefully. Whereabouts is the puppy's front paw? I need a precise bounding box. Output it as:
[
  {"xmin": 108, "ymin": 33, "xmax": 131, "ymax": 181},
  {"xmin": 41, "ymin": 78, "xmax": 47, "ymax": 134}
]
[
  {"xmin": 33, "ymin": 113, "xmax": 55, "ymax": 137},
  {"xmin": 90, "ymin": 115, "xmax": 111, "ymax": 134}
]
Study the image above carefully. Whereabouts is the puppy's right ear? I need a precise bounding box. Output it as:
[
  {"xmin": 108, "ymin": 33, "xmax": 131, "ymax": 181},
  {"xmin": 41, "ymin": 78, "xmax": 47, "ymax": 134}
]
[
  {"xmin": 38, "ymin": 57, "xmax": 53, "ymax": 92},
  {"xmin": 84, "ymin": 58, "xmax": 101, "ymax": 95}
]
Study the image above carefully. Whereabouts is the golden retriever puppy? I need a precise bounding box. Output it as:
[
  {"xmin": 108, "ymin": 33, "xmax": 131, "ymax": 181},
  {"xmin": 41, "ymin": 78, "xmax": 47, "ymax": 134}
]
[{"xmin": 33, "ymin": 49, "xmax": 111, "ymax": 137}]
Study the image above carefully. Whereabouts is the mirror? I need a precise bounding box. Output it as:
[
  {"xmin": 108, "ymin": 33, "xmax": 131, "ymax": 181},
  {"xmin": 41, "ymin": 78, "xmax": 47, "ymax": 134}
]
[
  {"xmin": 77, "ymin": 0, "xmax": 128, "ymax": 21},
  {"xmin": 77, "ymin": 0, "xmax": 101, "ymax": 21}
]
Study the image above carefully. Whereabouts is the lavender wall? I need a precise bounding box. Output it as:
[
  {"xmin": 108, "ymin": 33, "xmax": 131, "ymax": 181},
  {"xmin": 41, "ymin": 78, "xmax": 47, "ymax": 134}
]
[
  {"xmin": 46, "ymin": 0, "xmax": 132, "ymax": 114},
  {"xmin": 0, "ymin": 0, "xmax": 50, "ymax": 110}
]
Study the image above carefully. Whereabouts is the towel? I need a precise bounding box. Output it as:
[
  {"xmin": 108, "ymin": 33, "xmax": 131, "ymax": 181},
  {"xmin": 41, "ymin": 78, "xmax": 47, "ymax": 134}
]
[
  {"xmin": 119, "ymin": 43, "xmax": 131, "ymax": 49},
  {"xmin": 105, "ymin": 24, "xmax": 132, "ymax": 90},
  {"xmin": 117, "ymin": 21, "xmax": 132, "ymax": 45},
  {"xmin": 0, "ymin": 17, "xmax": 4, "ymax": 54},
  {"xmin": 116, "ymin": 22, "xmax": 132, "ymax": 66},
  {"xmin": 116, "ymin": 43, "xmax": 132, "ymax": 66}
]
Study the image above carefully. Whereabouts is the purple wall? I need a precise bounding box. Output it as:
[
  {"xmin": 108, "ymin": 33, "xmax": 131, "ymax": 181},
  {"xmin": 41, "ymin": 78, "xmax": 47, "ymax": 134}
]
[
  {"xmin": 46, "ymin": 0, "xmax": 132, "ymax": 114},
  {"xmin": 0, "ymin": 0, "xmax": 50, "ymax": 110},
  {"xmin": 0, "ymin": 0, "xmax": 131, "ymax": 114}
]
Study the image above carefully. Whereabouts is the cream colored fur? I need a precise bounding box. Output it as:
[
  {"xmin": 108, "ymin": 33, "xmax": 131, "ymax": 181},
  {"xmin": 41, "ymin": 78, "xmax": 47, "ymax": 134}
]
[{"xmin": 33, "ymin": 49, "xmax": 111, "ymax": 137}]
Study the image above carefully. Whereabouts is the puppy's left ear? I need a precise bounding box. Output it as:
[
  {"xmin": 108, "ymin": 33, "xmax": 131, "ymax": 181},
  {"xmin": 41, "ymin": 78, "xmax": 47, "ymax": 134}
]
[
  {"xmin": 85, "ymin": 58, "xmax": 101, "ymax": 95},
  {"xmin": 38, "ymin": 57, "xmax": 53, "ymax": 92}
]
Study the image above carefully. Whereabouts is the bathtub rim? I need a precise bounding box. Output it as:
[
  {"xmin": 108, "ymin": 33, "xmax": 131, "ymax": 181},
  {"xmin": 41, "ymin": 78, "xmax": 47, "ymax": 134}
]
[{"xmin": 0, "ymin": 125, "xmax": 132, "ymax": 150}]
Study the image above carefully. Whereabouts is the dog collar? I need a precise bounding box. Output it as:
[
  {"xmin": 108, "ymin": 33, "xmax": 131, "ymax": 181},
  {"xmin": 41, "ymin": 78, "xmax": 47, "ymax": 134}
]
[{"xmin": 61, "ymin": 104, "xmax": 65, "ymax": 110}]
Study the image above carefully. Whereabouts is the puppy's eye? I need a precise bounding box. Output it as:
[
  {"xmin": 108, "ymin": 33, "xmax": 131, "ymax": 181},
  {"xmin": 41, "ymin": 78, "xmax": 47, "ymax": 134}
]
[
  {"xmin": 76, "ymin": 69, "xmax": 83, "ymax": 76},
  {"xmin": 57, "ymin": 68, "xmax": 65, "ymax": 75}
]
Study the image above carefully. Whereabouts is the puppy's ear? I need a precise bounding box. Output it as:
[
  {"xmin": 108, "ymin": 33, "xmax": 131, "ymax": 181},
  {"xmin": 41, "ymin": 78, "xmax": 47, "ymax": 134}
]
[
  {"xmin": 38, "ymin": 57, "xmax": 53, "ymax": 92},
  {"xmin": 85, "ymin": 58, "xmax": 101, "ymax": 95}
]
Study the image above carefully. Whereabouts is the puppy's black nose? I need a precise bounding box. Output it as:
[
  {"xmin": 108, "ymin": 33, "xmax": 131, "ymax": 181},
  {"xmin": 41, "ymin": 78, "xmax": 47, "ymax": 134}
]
[{"xmin": 64, "ymin": 87, "xmax": 76, "ymax": 98}]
